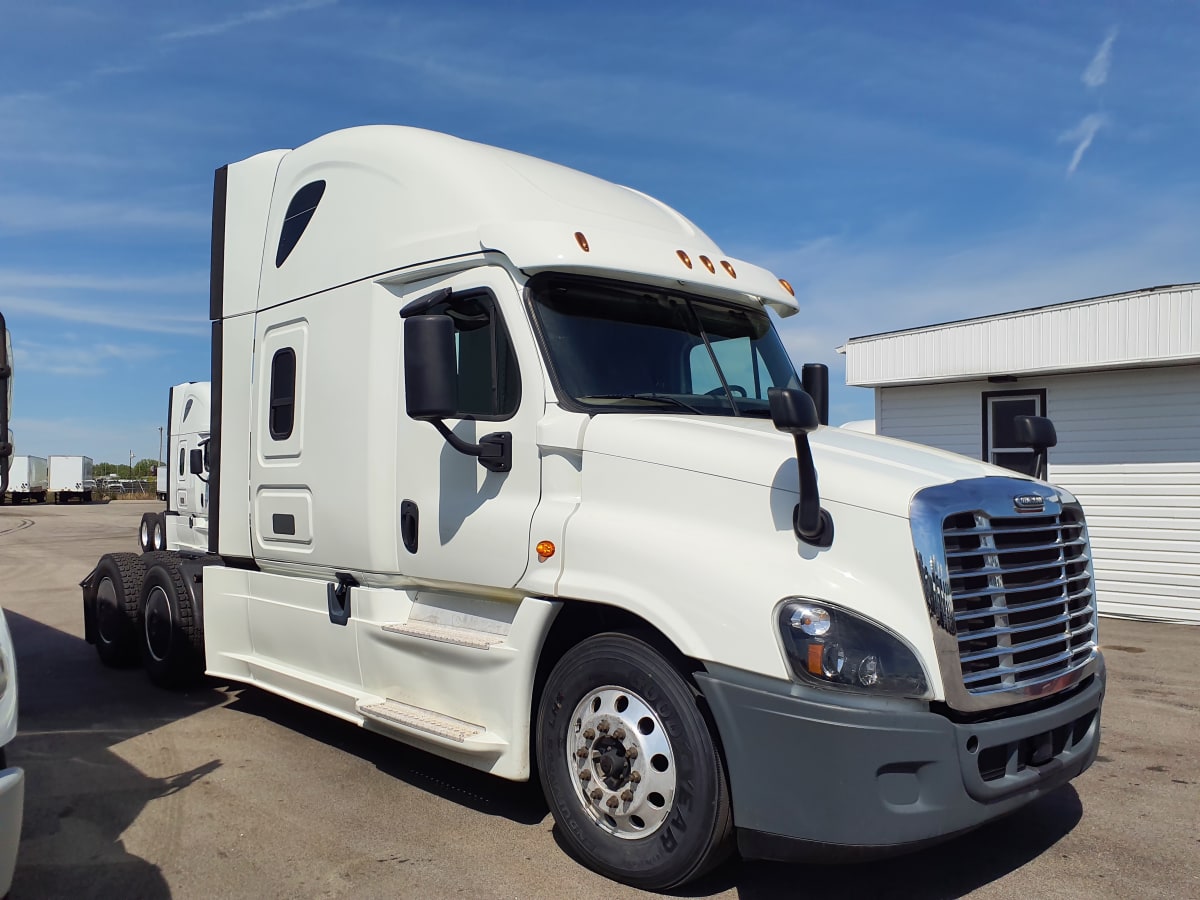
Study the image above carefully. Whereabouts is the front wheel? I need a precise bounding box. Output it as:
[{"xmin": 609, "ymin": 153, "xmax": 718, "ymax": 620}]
[{"xmin": 536, "ymin": 633, "xmax": 732, "ymax": 890}]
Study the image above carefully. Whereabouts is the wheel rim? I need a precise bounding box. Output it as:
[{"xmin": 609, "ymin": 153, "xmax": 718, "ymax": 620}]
[
  {"xmin": 154, "ymin": 522, "xmax": 163, "ymax": 550},
  {"xmin": 96, "ymin": 577, "xmax": 123, "ymax": 644},
  {"xmin": 144, "ymin": 585, "xmax": 174, "ymax": 662},
  {"xmin": 565, "ymin": 685, "xmax": 677, "ymax": 840},
  {"xmin": 140, "ymin": 521, "xmax": 150, "ymax": 548}
]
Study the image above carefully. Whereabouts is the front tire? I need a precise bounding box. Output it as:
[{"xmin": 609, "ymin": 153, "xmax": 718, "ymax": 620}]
[
  {"xmin": 138, "ymin": 513, "xmax": 154, "ymax": 552},
  {"xmin": 139, "ymin": 559, "xmax": 204, "ymax": 688},
  {"xmin": 536, "ymin": 633, "xmax": 733, "ymax": 890},
  {"xmin": 92, "ymin": 553, "xmax": 146, "ymax": 667},
  {"xmin": 152, "ymin": 513, "xmax": 167, "ymax": 551}
]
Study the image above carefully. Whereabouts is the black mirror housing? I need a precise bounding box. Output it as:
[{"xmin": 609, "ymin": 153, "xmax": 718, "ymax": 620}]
[
  {"xmin": 1014, "ymin": 415, "xmax": 1057, "ymax": 451},
  {"xmin": 189, "ymin": 448, "xmax": 204, "ymax": 475},
  {"xmin": 404, "ymin": 315, "xmax": 457, "ymax": 420},
  {"xmin": 768, "ymin": 387, "xmax": 819, "ymax": 434}
]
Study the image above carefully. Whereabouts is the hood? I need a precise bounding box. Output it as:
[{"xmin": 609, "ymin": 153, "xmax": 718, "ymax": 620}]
[{"xmin": 581, "ymin": 414, "xmax": 1025, "ymax": 518}]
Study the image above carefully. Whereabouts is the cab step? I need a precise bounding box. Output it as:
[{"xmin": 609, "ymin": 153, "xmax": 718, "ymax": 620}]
[
  {"xmin": 358, "ymin": 699, "xmax": 505, "ymax": 747},
  {"xmin": 381, "ymin": 621, "xmax": 504, "ymax": 650}
]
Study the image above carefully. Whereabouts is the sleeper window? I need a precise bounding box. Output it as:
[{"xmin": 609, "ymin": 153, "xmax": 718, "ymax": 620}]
[{"xmin": 269, "ymin": 348, "xmax": 297, "ymax": 440}]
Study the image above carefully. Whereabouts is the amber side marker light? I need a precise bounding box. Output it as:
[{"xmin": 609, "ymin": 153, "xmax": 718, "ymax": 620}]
[
  {"xmin": 698, "ymin": 255, "xmax": 715, "ymax": 274},
  {"xmin": 536, "ymin": 540, "xmax": 556, "ymax": 561},
  {"xmin": 779, "ymin": 278, "xmax": 795, "ymax": 296},
  {"xmin": 575, "ymin": 232, "xmax": 590, "ymax": 252},
  {"xmin": 676, "ymin": 250, "xmax": 693, "ymax": 269},
  {"xmin": 721, "ymin": 260, "xmax": 737, "ymax": 278}
]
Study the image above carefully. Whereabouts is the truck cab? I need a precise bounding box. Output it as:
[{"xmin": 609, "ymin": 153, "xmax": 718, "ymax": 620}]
[{"xmin": 84, "ymin": 127, "xmax": 1105, "ymax": 891}]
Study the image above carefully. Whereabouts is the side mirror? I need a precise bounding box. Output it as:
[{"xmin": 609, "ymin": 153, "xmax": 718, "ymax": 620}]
[
  {"xmin": 189, "ymin": 448, "xmax": 204, "ymax": 476},
  {"xmin": 768, "ymin": 388, "xmax": 832, "ymax": 547},
  {"xmin": 768, "ymin": 386, "xmax": 819, "ymax": 434},
  {"xmin": 1014, "ymin": 415, "xmax": 1057, "ymax": 480},
  {"xmin": 403, "ymin": 314, "xmax": 512, "ymax": 473},
  {"xmin": 404, "ymin": 315, "xmax": 457, "ymax": 420}
]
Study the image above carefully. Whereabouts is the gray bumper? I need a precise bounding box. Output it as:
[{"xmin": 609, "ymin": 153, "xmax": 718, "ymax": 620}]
[{"xmin": 695, "ymin": 656, "xmax": 1105, "ymax": 862}]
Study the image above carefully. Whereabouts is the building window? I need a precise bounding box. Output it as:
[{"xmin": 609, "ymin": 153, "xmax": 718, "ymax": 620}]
[
  {"xmin": 269, "ymin": 348, "xmax": 297, "ymax": 440},
  {"xmin": 275, "ymin": 180, "xmax": 326, "ymax": 268},
  {"xmin": 982, "ymin": 389, "xmax": 1046, "ymax": 474}
]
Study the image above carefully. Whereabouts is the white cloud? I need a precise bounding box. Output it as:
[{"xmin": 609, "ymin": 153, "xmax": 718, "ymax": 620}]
[
  {"xmin": 0, "ymin": 194, "xmax": 208, "ymax": 234},
  {"xmin": 160, "ymin": 0, "xmax": 337, "ymax": 41},
  {"xmin": 1, "ymin": 296, "xmax": 207, "ymax": 337},
  {"xmin": 0, "ymin": 269, "xmax": 205, "ymax": 294},
  {"xmin": 1059, "ymin": 113, "xmax": 1109, "ymax": 176},
  {"xmin": 1082, "ymin": 27, "xmax": 1119, "ymax": 88},
  {"xmin": 15, "ymin": 340, "xmax": 167, "ymax": 376}
]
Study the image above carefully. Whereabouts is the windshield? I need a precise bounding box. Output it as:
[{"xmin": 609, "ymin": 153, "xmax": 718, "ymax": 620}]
[{"xmin": 528, "ymin": 275, "xmax": 800, "ymax": 416}]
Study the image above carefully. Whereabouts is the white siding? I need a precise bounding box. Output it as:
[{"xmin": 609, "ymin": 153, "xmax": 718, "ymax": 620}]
[
  {"xmin": 845, "ymin": 284, "xmax": 1200, "ymax": 387},
  {"xmin": 878, "ymin": 381, "xmax": 982, "ymax": 458},
  {"xmin": 875, "ymin": 364, "xmax": 1200, "ymax": 623}
]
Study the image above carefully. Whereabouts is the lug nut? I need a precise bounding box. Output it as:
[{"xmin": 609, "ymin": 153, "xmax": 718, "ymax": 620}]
[
  {"xmin": 590, "ymin": 788, "xmax": 603, "ymax": 801},
  {"xmin": 621, "ymin": 790, "xmax": 633, "ymax": 802},
  {"xmin": 583, "ymin": 728, "xmax": 595, "ymax": 740},
  {"xmin": 626, "ymin": 747, "xmax": 638, "ymax": 760},
  {"xmin": 580, "ymin": 770, "xmax": 591, "ymax": 781},
  {"xmin": 629, "ymin": 771, "xmax": 641, "ymax": 783},
  {"xmin": 597, "ymin": 720, "xmax": 610, "ymax": 734},
  {"xmin": 612, "ymin": 727, "xmax": 626, "ymax": 740},
  {"xmin": 576, "ymin": 747, "xmax": 588, "ymax": 759},
  {"xmin": 606, "ymin": 796, "xmax": 619, "ymax": 809}
]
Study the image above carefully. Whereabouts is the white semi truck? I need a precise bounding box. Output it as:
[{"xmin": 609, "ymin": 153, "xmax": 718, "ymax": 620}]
[
  {"xmin": 6, "ymin": 455, "xmax": 48, "ymax": 504},
  {"xmin": 49, "ymin": 455, "xmax": 94, "ymax": 503},
  {"xmin": 81, "ymin": 127, "xmax": 1105, "ymax": 890},
  {"xmin": 139, "ymin": 382, "xmax": 210, "ymax": 554}
]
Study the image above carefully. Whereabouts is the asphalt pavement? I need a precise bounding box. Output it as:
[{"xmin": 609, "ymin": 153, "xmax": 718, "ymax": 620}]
[{"xmin": 1, "ymin": 500, "xmax": 1197, "ymax": 899}]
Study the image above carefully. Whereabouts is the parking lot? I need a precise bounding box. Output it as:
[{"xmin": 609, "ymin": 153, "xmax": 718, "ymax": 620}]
[{"xmin": 1, "ymin": 500, "xmax": 1197, "ymax": 899}]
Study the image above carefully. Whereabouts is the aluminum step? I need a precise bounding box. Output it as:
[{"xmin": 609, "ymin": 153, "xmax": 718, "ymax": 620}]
[
  {"xmin": 358, "ymin": 699, "xmax": 503, "ymax": 746},
  {"xmin": 381, "ymin": 621, "xmax": 504, "ymax": 650}
]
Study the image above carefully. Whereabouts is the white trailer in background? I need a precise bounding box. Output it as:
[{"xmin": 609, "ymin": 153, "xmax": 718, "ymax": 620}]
[
  {"xmin": 139, "ymin": 382, "xmax": 210, "ymax": 553},
  {"xmin": 49, "ymin": 455, "xmax": 94, "ymax": 503},
  {"xmin": 81, "ymin": 127, "xmax": 1106, "ymax": 890},
  {"xmin": 6, "ymin": 456, "xmax": 47, "ymax": 503}
]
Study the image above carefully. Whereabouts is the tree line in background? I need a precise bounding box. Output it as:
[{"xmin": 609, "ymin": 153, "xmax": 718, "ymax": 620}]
[{"xmin": 95, "ymin": 459, "xmax": 162, "ymax": 479}]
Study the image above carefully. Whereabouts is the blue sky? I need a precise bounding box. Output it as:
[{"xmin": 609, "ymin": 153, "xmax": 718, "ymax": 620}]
[{"xmin": 2, "ymin": 1, "xmax": 1196, "ymax": 463}]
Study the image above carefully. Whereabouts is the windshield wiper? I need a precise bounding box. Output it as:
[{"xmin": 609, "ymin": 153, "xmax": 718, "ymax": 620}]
[{"xmin": 581, "ymin": 393, "xmax": 706, "ymax": 414}]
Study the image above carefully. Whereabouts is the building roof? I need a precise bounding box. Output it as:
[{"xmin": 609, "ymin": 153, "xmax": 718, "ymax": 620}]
[{"xmin": 841, "ymin": 282, "xmax": 1200, "ymax": 387}]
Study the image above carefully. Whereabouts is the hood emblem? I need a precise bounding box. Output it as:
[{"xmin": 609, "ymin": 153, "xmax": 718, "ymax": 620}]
[{"xmin": 1013, "ymin": 494, "xmax": 1045, "ymax": 513}]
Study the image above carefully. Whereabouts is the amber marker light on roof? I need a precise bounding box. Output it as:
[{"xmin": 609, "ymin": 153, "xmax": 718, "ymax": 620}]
[
  {"xmin": 720, "ymin": 260, "xmax": 737, "ymax": 278},
  {"xmin": 536, "ymin": 540, "xmax": 556, "ymax": 561},
  {"xmin": 574, "ymin": 232, "xmax": 590, "ymax": 252},
  {"xmin": 699, "ymin": 255, "xmax": 715, "ymax": 274},
  {"xmin": 676, "ymin": 250, "xmax": 693, "ymax": 268},
  {"xmin": 779, "ymin": 278, "xmax": 795, "ymax": 296}
]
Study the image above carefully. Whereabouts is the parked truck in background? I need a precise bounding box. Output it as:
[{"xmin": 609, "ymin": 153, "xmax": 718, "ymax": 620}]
[
  {"xmin": 139, "ymin": 382, "xmax": 210, "ymax": 553},
  {"xmin": 7, "ymin": 456, "xmax": 48, "ymax": 504},
  {"xmin": 49, "ymin": 455, "xmax": 94, "ymax": 503},
  {"xmin": 81, "ymin": 127, "xmax": 1105, "ymax": 890}
]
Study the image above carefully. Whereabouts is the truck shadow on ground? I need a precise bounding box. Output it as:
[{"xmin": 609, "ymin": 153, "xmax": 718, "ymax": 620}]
[
  {"xmin": 222, "ymin": 686, "xmax": 550, "ymax": 826},
  {"xmin": 7, "ymin": 610, "xmax": 227, "ymax": 899},
  {"xmin": 225, "ymin": 680, "xmax": 1083, "ymax": 899},
  {"xmin": 670, "ymin": 786, "xmax": 1083, "ymax": 898}
]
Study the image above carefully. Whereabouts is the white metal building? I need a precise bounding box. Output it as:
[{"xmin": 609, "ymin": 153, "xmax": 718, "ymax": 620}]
[{"xmin": 841, "ymin": 283, "xmax": 1200, "ymax": 624}]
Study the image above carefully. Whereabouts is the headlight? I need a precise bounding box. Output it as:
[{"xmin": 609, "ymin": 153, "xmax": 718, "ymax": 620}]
[{"xmin": 777, "ymin": 599, "xmax": 930, "ymax": 698}]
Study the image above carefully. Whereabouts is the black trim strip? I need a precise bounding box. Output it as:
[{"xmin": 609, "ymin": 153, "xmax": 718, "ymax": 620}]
[
  {"xmin": 209, "ymin": 320, "xmax": 223, "ymax": 555},
  {"xmin": 210, "ymin": 166, "xmax": 228, "ymax": 322}
]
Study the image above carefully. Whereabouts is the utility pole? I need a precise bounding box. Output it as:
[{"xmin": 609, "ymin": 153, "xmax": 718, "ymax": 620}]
[{"xmin": 158, "ymin": 426, "xmax": 164, "ymax": 467}]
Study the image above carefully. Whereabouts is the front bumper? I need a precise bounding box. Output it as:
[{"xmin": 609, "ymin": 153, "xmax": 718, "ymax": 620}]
[{"xmin": 695, "ymin": 655, "xmax": 1105, "ymax": 862}]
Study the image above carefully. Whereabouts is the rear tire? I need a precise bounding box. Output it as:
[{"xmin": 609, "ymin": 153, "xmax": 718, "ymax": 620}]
[
  {"xmin": 92, "ymin": 553, "xmax": 147, "ymax": 667},
  {"xmin": 152, "ymin": 513, "xmax": 167, "ymax": 551},
  {"xmin": 536, "ymin": 633, "xmax": 733, "ymax": 891},
  {"xmin": 138, "ymin": 513, "xmax": 154, "ymax": 552},
  {"xmin": 139, "ymin": 559, "xmax": 205, "ymax": 688}
]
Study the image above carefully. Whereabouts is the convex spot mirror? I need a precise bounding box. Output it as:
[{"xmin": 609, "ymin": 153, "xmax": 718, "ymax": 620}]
[
  {"xmin": 1013, "ymin": 415, "xmax": 1057, "ymax": 451},
  {"xmin": 768, "ymin": 387, "xmax": 819, "ymax": 434}
]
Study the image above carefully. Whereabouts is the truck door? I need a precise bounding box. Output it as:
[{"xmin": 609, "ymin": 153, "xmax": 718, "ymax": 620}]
[{"xmin": 394, "ymin": 267, "xmax": 543, "ymax": 589}]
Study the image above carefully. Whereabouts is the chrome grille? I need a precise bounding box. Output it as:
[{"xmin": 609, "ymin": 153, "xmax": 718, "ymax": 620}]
[{"xmin": 942, "ymin": 509, "xmax": 1096, "ymax": 695}]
